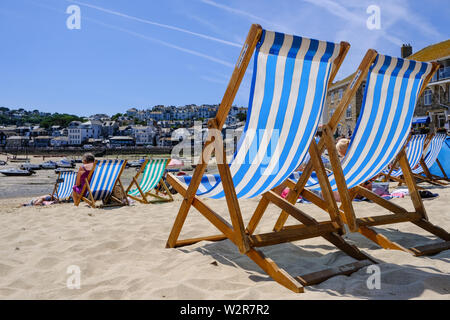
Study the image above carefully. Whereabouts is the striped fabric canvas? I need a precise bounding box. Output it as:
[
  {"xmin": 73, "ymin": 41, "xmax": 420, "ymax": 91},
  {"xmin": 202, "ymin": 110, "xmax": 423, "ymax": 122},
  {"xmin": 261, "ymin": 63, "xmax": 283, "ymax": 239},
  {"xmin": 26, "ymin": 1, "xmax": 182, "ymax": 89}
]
[
  {"xmin": 89, "ymin": 160, "xmax": 126, "ymax": 201},
  {"xmin": 55, "ymin": 171, "xmax": 77, "ymax": 200},
  {"xmin": 412, "ymin": 133, "xmax": 447, "ymax": 175},
  {"xmin": 177, "ymin": 174, "xmax": 221, "ymax": 194},
  {"xmin": 177, "ymin": 29, "xmax": 342, "ymax": 199},
  {"xmin": 386, "ymin": 134, "xmax": 427, "ymax": 177},
  {"xmin": 128, "ymin": 159, "xmax": 168, "ymax": 197},
  {"xmin": 306, "ymin": 54, "xmax": 434, "ymax": 191}
]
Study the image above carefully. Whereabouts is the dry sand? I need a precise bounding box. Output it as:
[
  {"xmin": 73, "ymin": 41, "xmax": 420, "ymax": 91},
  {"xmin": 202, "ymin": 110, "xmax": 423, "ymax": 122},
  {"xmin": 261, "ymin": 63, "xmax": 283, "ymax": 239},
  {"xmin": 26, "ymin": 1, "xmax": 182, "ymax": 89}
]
[{"xmin": 0, "ymin": 181, "xmax": 449, "ymax": 299}]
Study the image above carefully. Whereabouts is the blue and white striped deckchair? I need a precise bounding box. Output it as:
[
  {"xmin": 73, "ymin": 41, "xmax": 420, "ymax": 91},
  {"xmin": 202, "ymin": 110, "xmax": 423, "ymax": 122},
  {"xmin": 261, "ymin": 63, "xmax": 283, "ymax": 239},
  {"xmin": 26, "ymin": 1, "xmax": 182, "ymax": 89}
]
[
  {"xmin": 52, "ymin": 171, "xmax": 77, "ymax": 201},
  {"xmin": 309, "ymin": 55, "xmax": 434, "ymax": 193},
  {"xmin": 175, "ymin": 31, "xmax": 341, "ymax": 200},
  {"xmin": 126, "ymin": 158, "xmax": 173, "ymax": 203},
  {"xmin": 281, "ymin": 50, "xmax": 450, "ymax": 256},
  {"xmin": 412, "ymin": 133, "xmax": 448, "ymax": 183},
  {"xmin": 75, "ymin": 159, "xmax": 128, "ymax": 208},
  {"xmin": 166, "ymin": 25, "xmax": 374, "ymax": 293},
  {"xmin": 384, "ymin": 134, "xmax": 427, "ymax": 179}
]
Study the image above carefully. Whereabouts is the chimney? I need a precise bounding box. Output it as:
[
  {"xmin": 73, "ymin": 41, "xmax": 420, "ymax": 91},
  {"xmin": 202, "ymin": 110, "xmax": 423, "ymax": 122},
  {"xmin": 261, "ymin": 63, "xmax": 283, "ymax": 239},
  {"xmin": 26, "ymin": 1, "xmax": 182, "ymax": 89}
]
[{"xmin": 401, "ymin": 44, "xmax": 412, "ymax": 58}]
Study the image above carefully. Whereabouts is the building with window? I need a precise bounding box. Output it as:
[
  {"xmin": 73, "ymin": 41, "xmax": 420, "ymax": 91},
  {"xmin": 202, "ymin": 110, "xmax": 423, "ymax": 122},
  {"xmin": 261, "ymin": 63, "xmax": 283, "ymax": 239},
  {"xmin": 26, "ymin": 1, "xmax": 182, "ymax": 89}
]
[
  {"xmin": 408, "ymin": 40, "xmax": 450, "ymax": 132},
  {"xmin": 109, "ymin": 136, "xmax": 135, "ymax": 147},
  {"xmin": 6, "ymin": 136, "xmax": 30, "ymax": 149},
  {"xmin": 68, "ymin": 120, "xmax": 103, "ymax": 145},
  {"xmin": 33, "ymin": 136, "xmax": 52, "ymax": 148},
  {"xmin": 132, "ymin": 125, "xmax": 157, "ymax": 146},
  {"xmin": 324, "ymin": 39, "xmax": 450, "ymax": 136},
  {"xmin": 51, "ymin": 136, "xmax": 69, "ymax": 147}
]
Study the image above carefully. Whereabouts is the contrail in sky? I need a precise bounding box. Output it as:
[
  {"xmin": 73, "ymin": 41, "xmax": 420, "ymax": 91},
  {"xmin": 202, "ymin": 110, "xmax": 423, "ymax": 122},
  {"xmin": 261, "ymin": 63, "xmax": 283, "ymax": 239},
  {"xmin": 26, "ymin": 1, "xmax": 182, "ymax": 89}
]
[
  {"xmin": 26, "ymin": 0, "xmax": 235, "ymax": 68},
  {"xmin": 66, "ymin": 0, "xmax": 242, "ymax": 48},
  {"xmin": 83, "ymin": 16, "xmax": 236, "ymax": 68}
]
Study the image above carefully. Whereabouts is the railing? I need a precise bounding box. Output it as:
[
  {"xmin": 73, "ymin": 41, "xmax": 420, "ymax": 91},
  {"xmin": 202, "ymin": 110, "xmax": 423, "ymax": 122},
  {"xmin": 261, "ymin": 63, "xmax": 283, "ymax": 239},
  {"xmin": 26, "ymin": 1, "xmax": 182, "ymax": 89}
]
[
  {"xmin": 439, "ymin": 66, "xmax": 450, "ymax": 80},
  {"xmin": 431, "ymin": 66, "xmax": 450, "ymax": 82}
]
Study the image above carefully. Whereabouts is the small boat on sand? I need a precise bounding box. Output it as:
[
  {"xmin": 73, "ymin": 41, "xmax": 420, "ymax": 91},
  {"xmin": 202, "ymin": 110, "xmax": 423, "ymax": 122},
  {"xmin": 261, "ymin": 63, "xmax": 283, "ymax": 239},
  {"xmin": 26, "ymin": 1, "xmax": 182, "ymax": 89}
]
[
  {"xmin": 0, "ymin": 168, "xmax": 36, "ymax": 176},
  {"xmin": 20, "ymin": 163, "xmax": 41, "ymax": 170},
  {"xmin": 127, "ymin": 159, "xmax": 145, "ymax": 168},
  {"xmin": 56, "ymin": 159, "xmax": 75, "ymax": 168},
  {"xmin": 40, "ymin": 161, "xmax": 57, "ymax": 169}
]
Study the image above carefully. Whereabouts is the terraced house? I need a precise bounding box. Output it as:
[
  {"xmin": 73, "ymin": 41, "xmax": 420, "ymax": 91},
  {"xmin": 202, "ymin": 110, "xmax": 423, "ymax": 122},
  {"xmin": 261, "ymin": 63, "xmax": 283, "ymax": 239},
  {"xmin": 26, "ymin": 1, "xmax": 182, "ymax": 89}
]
[{"xmin": 324, "ymin": 39, "xmax": 450, "ymax": 136}]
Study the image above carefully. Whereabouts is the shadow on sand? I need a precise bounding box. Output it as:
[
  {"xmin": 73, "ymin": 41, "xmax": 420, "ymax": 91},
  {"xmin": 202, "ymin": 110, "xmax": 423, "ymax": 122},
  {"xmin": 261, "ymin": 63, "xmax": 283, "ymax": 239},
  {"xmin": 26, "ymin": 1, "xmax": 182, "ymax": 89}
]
[{"xmin": 179, "ymin": 235, "xmax": 450, "ymax": 299}]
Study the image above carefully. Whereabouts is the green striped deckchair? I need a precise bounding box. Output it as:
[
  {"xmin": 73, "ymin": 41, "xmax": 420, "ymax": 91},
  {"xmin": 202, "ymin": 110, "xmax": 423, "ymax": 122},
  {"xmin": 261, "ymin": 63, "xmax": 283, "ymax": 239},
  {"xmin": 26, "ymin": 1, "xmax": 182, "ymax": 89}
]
[{"xmin": 126, "ymin": 158, "xmax": 173, "ymax": 203}]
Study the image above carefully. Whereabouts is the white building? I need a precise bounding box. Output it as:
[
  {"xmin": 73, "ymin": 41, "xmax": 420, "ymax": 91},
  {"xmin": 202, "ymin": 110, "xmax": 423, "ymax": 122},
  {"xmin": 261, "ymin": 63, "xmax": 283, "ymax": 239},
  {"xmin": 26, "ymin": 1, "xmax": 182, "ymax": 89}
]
[
  {"xmin": 132, "ymin": 124, "xmax": 157, "ymax": 145},
  {"xmin": 68, "ymin": 120, "xmax": 103, "ymax": 145},
  {"xmin": 51, "ymin": 136, "xmax": 69, "ymax": 147},
  {"xmin": 68, "ymin": 121, "xmax": 83, "ymax": 145}
]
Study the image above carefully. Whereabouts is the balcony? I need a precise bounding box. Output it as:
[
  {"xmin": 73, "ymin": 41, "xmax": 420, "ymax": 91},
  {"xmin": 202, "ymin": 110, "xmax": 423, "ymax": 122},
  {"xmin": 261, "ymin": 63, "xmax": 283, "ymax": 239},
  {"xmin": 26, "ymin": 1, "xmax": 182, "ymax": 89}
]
[
  {"xmin": 439, "ymin": 66, "xmax": 450, "ymax": 80},
  {"xmin": 431, "ymin": 66, "xmax": 450, "ymax": 82}
]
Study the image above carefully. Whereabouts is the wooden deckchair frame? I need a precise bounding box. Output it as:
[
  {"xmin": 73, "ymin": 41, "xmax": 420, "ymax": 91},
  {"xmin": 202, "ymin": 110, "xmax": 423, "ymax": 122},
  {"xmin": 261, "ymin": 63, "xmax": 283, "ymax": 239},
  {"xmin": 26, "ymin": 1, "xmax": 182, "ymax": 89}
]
[
  {"xmin": 415, "ymin": 133, "xmax": 449, "ymax": 185},
  {"xmin": 125, "ymin": 158, "xmax": 173, "ymax": 204},
  {"xmin": 165, "ymin": 24, "xmax": 376, "ymax": 293},
  {"xmin": 74, "ymin": 160, "xmax": 129, "ymax": 208},
  {"xmin": 384, "ymin": 133, "xmax": 448, "ymax": 187},
  {"xmin": 273, "ymin": 52, "xmax": 450, "ymax": 257},
  {"xmin": 383, "ymin": 134, "xmax": 429, "ymax": 189}
]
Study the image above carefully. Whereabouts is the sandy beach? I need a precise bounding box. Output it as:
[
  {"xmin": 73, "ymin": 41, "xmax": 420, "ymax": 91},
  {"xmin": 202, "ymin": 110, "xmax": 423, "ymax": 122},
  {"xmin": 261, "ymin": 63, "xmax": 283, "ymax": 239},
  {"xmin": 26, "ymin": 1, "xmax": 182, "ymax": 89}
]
[{"xmin": 0, "ymin": 179, "xmax": 448, "ymax": 300}]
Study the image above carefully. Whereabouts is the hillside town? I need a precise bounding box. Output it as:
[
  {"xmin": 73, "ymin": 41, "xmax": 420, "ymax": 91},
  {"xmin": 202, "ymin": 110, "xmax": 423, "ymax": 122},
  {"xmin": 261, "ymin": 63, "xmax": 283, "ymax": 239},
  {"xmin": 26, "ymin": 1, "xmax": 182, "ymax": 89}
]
[{"xmin": 0, "ymin": 104, "xmax": 248, "ymax": 151}]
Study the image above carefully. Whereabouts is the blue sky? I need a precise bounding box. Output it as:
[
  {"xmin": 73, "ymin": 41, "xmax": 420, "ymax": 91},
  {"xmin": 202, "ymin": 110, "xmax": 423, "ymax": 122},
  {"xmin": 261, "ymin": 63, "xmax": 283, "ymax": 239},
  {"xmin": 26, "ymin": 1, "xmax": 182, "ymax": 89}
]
[{"xmin": 0, "ymin": 0, "xmax": 448, "ymax": 116}]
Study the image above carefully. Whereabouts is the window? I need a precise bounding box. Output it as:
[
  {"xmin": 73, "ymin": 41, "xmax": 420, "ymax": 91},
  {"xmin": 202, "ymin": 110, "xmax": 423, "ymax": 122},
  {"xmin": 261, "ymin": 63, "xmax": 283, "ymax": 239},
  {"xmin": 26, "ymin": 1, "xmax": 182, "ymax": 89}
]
[
  {"xmin": 330, "ymin": 92, "xmax": 334, "ymax": 103},
  {"xmin": 338, "ymin": 89, "xmax": 343, "ymax": 100},
  {"xmin": 346, "ymin": 105, "xmax": 352, "ymax": 118},
  {"xmin": 329, "ymin": 108, "xmax": 335, "ymax": 120},
  {"xmin": 438, "ymin": 114, "xmax": 446, "ymax": 128},
  {"xmin": 424, "ymin": 89, "xmax": 432, "ymax": 106}
]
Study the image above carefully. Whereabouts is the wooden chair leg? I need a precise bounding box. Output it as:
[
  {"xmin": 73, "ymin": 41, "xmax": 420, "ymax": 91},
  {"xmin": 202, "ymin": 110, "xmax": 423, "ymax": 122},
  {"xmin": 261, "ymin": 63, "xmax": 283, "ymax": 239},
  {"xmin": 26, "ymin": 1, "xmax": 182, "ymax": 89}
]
[
  {"xmin": 435, "ymin": 159, "xmax": 449, "ymax": 180},
  {"xmin": 398, "ymin": 150, "xmax": 428, "ymax": 220},
  {"xmin": 358, "ymin": 226, "xmax": 413, "ymax": 254},
  {"xmin": 322, "ymin": 126, "xmax": 358, "ymax": 232}
]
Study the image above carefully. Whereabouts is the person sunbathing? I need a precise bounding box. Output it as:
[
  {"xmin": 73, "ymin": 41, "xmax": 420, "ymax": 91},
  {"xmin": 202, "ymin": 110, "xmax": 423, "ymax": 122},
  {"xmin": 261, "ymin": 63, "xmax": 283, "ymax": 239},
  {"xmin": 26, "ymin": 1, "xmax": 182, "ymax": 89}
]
[
  {"xmin": 23, "ymin": 194, "xmax": 55, "ymax": 206},
  {"xmin": 72, "ymin": 153, "xmax": 95, "ymax": 204}
]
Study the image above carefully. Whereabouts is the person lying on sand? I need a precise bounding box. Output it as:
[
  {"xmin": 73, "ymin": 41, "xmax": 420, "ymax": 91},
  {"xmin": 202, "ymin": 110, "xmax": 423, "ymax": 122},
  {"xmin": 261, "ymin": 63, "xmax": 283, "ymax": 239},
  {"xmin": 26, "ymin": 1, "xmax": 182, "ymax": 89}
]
[
  {"xmin": 72, "ymin": 153, "xmax": 95, "ymax": 204},
  {"xmin": 23, "ymin": 195, "xmax": 55, "ymax": 206}
]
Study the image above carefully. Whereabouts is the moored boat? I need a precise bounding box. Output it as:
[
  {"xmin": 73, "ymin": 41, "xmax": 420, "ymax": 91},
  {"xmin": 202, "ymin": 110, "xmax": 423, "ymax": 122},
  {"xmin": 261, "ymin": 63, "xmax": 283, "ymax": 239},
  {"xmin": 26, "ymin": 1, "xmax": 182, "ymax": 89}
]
[
  {"xmin": 56, "ymin": 159, "xmax": 75, "ymax": 168},
  {"xmin": 20, "ymin": 163, "xmax": 41, "ymax": 170},
  {"xmin": 0, "ymin": 168, "xmax": 36, "ymax": 176},
  {"xmin": 127, "ymin": 159, "xmax": 145, "ymax": 168},
  {"xmin": 40, "ymin": 161, "xmax": 57, "ymax": 169}
]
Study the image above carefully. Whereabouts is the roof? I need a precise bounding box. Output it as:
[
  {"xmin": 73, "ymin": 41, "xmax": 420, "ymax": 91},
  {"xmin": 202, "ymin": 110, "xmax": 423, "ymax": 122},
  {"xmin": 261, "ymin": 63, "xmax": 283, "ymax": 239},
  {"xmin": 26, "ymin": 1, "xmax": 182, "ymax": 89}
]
[
  {"xmin": 330, "ymin": 39, "xmax": 450, "ymax": 89},
  {"xmin": 330, "ymin": 73, "xmax": 354, "ymax": 89},
  {"xmin": 408, "ymin": 39, "xmax": 450, "ymax": 61}
]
